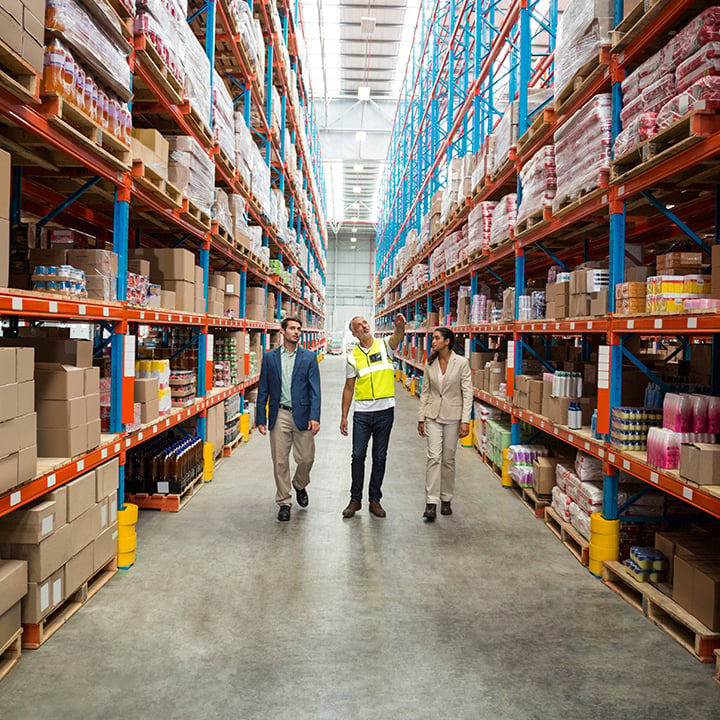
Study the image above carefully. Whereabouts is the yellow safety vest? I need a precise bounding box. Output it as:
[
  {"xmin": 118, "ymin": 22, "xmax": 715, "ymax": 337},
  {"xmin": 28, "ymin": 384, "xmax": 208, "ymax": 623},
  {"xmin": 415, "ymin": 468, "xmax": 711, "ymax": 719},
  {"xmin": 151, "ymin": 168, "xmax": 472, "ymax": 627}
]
[{"xmin": 349, "ymin": 339, "xmax": 395, "ymax": 401}]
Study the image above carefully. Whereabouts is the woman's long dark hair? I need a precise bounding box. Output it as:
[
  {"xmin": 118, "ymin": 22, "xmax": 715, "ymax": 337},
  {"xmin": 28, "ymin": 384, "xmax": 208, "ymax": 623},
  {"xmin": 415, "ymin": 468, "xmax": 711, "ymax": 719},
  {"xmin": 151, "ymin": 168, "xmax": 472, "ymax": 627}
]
[{"xmin": 428, "ymin": 326, "xmax": 456, "ymax": 365}]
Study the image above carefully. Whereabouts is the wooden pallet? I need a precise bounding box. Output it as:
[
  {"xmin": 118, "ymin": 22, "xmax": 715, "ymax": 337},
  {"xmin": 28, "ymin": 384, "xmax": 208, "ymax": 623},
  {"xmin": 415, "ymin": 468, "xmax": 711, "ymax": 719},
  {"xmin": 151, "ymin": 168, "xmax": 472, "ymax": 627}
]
[
  {"xmin": 22, "ymin": 557, "xmax": 117, "ymax": 649},
  {"xmin": 223, "ymin": 433, "xmax": 242, "ymax": 457},
  {"xmin": 489, "ymin": 149, "xmax": 517, "ymax": 184},
  {"xmin": 185, "ymin": 104, "xmax": 214, "ymax": 149},
  {"xmin": 0, "ymin": 628, "xmax": 22, "ymax": 682},
  {"xmin": 132, "ymin": 160, "xmax": 183, "ymax": 208},
  {"xmin": 133, "ymin": 33, "xmax": 184, "ymax": 105},
  {"xmin": 215, "ymin": 145, "xmax": 237, "ymax": 180},
  {"xmin": 126, "ymin": 472, "xmax": 204, "ymax": 512},
  {"xmin": 544, "ymin": 506, "xmax": 590, "ymax": 567},
  {"xmin": 552, "ymin": 174, "xmax": 609, "ymax": 217},
  {"xmin": 612, "ymin": 111, "xmax": 720, "ymax": 184},
  {"xmin": 212, "ymin": 221, "xmax": 234, "ymax": 247},
  {"xmin": 106, "ymin": 0, "xmax": 134, "ymax": 41},
  {"xmin": 555, "ymin": 46, "xmax": 610, "ymax": 114},
  {"xmin": 602, "ymin": 560, "xmax": 720, "ymax": 663},
  {"xmin": 39, "ymin": 93, "xmax": 131, "ymax": 170},
  {"xmin": 517, "ymin": 107, "xmax": 557, "ymax": 157},
  {"xmin": 511, "ymin": 481, "xmax": 550, "ymax": 519},
  {"xmin": 0, "ymin": 38, "xmax": 40, "ymax": 105},
  {"xmin": 514, "ymin": 207, "xmax": 552, "ymax": 237},
  {"xmin": 179, "ymin": 197, "xmax": 212, "ymax": 232}
]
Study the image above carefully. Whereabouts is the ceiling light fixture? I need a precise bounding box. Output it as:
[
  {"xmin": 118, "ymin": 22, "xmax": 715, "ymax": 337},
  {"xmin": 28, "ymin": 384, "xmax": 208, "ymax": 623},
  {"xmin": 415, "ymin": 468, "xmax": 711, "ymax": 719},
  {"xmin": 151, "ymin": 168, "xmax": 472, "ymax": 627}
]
[
  {"xmin": 353, "ymin": 164, "xmax": 364, "ymax": 172},
  {"xmin": 360, "ymin": 16, "xmax": 376, "ymax": 36},
  {"xmin": 357, "ymin": 85, "xmax": 371, "ymax": 102},
  {"xmin": 355, "ymin": 130, "xmax": 366, "ymax": 142},
  {"xmin": 351, "ymin": 237, "xmax": 357, "ymax": 243},
  {"xmin": 352, "ymin": 185, "xmax": 362, "ymax": 194}
]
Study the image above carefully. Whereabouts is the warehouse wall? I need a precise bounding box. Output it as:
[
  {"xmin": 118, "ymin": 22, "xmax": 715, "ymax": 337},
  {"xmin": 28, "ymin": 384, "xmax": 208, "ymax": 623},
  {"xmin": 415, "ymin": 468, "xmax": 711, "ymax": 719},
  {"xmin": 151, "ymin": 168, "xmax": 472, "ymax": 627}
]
[{"xmin": 326, "ymin": 226, "xmax": 375, "ymax": 334}]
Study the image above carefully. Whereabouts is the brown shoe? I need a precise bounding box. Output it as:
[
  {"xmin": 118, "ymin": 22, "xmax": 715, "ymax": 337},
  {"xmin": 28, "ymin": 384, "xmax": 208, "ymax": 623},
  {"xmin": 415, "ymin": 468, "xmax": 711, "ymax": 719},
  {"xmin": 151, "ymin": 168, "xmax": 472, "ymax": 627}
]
[
  {"xmin": 369, "ymin": 500, "xmax": 386, "ymax": 518},
  {"xmin": 342, "ymin": 500, "xmax": 362, "ymax": 518}
]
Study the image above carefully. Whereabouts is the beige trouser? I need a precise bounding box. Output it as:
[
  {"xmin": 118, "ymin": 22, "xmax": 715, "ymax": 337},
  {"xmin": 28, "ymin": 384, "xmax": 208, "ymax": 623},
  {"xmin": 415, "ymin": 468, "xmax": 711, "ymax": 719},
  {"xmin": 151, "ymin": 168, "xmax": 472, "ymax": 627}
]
[
  {"xmin": 424, "ymin": 417, "xmax": 460, "ymax": 505},
  {"xmin": 269, "ymin": 408, "xmax": 315, "ymax": 506}
]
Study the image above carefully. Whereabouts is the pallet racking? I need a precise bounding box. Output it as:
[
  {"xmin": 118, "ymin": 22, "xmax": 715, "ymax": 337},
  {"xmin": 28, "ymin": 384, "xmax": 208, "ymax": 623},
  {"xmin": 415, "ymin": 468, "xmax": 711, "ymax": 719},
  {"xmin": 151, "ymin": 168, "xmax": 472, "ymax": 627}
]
[
  {"xmin": 374, "ymin": 0, "xmax": 720, "ymax": 525},
  {"xmin": 0, "ymin": 0, "xmax": 327, "ymax": 519}
]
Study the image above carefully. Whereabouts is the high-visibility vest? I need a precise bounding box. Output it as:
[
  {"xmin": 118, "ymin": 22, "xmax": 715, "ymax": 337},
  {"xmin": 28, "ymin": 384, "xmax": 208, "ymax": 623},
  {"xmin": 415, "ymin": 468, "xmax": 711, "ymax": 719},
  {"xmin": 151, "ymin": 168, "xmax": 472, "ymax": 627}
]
[{"xmin": 349, "ymin": 338, "xmax": 395, "ymax": 401}]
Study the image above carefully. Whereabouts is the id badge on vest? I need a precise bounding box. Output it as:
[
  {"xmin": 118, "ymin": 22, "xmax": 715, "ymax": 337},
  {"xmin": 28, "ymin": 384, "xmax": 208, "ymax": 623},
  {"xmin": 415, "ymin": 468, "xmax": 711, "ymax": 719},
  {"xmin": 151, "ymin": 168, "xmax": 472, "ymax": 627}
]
[{"xmin": 368, "ymin": 352, "xmax": 382, "ymax": 363}]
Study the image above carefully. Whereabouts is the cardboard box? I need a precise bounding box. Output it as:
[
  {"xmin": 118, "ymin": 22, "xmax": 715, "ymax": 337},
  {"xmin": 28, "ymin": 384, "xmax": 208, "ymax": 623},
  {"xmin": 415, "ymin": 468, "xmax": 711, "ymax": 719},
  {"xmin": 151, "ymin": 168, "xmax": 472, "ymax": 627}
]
[
  {"xmin": 0, "ymin": 452, "xmax": 17, "ymax": 494},
  {"xmin": 160, "ymin": 290, "xmax": 175, "ymax": 309},
  {"xmin": 570, "ymin": 294, "xmax": 590, "ymax": 318},
  {"xmin": 149, "ymin": 248, "xmax": 195, "ymax": 282},
  {"xmin": 680, "ymin": 444, "xmax": 720, "ymax": 486},
  {"xmin": 222, "ymin": 272, "xmax": 240, "ymax": 296},
  {"xmin": 95, "ymin": 458, "xmax": 119, "ymax": 502},
  {"xmin": 67, "ymin": 471, "xmax": 97, "ymax": 522},
  {"xmin": 70, "ymin": 505, "xmax": 101, "ymax": 556},
  {"xmin": 162, "ymin": 280, "xmax": 195, "ymax": 312},
  {"xmin": 64, "ymin": 542, "xmax": 94, "ymax": 595},
  {"xmin": 673, "ymin": 554, "xmax": 695, "ymax": 613},
  {"xmin": 0, "ymin": 382, "xmax": 18, "ymax": 423},
  {"xmin": 139, "ymin": 397, "xmax": 159, "ymax": 424},
  {"xmin": 533, "ymin": 457, "xmax": 561, "ymax": 497},
  {"xmin": 67, "ymin": 249, "xmax": 118, "ymax": 276},
  {"xmin": 470, "ymin": 352, "xmax": 493, "ymax": 370},
  {"xmin": 87, "ymin": 419, "xmax": 101, "ymax": 450},
  {"xmin": 245, "ymin": 303, "xmax": 265, "ymax": 322},
  {"xmin": 18, "ymin": 444, "xmax": 37, "ymax": 484},
  {"xmin": 590, "ymin": 291, "xmax": 608, "ymax": 317},
  {"xmin": 692, "ymin": 561, "xmax": 720, "ymax": 631},
  {"xmin": 0, "ymin": 602, "xmax": 20, "ymax": 650},
  {"xmin": 0, "ymin": 417, "xmax": 20, "ymax": 459},
  {"xmin": 0, "ymin": 348, "xmax": 16, "ymax": 384},
  {"xmin": 86, "ymin": 393, "xmax": 100, "ymax": 422},
  {"xmin": 84, "ymin": 366, "xmax": 100, "ymax": 396},
  {"xmin": 15, "ymin": 412, "xmax": 35, "ymax": 450},
  {"xmin": 0, "ymin": 558, "xmax": 27, "ymax": 617},
  {"xmin": 127, "ymin": 259, "xmax": 151, "ymax": 276},
  {"xmin": 22, "ymin": 567, "xmax": 64, "ymax": 624},
  {"xmin": 34, "ymin": 364, "xmax": 85, "ymax": 400},
  {"xmin": 209, "ymin": 300, "xmax": 224, "ymax": 317},
  {"xmin": 246, "ymin": 286, "xmax": 265, "ymax": 305},
  {"xmin": 0, "ymin": 337, "xmax": 92, "ymax": 367},
  {"xmin": 134, "ymin": 377, "xmax": 159, "ymax": 403},
  {"xmin": 17, "ymin": 380, "xmax": 33, "ymax": 416},
  {"xmin": 16, "ymin": 347, "xmax": 33, "ymax": 383},
  {"xmin": 38, "ymin": 424, "xmax": 87, "ymax": 458},
  {"xmin": 528, "ymin": 379, "xmax": 544, "ymax": 415},
  {"xmin": 37, "ymin": 396, "xmax": 87, "ymax": 428},
  {"xmin": 223, "ymin": 293, "xmax": 240, "ymax": 318},
  {"xmin": 0, "ymin": 498, "xmax": 60, "ymax": 544},
  {"xmin": 2, "ymin": 522, "xmax": 72, "ymax": 582},
  {"xmin": 94, "ymin": 524, "xmax": 118, "ymax": 572}
]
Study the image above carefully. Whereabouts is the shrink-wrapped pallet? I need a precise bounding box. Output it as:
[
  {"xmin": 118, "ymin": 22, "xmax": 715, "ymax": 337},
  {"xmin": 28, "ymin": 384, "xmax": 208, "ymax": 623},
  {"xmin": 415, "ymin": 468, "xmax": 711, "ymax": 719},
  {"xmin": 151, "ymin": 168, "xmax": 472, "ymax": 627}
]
[
  {"xmin": 179, "ymin": 21, "xmax": 211, "ymax": 131},
  {"xmin": 467, "ymin": 201, "xmax": 497, "ymax": 253},
  {"xmin": 613, "ymin": 113, "xmax": 658, "ymax": 157},
  {"xmin": 489, "ymin": 194, "xmax": 517, "ymax": 247},
  {"xmin": 676, "ymin": 41, "xmax": 720, "ymax": 92},
  {"xmin": 517, "ymin": 146, "xmax": 556, "ymax": 224},
  {"xmin": 168, "ymin": 136, "xmax": 214, "ymax": 214},
  {"xmin": 656, "ymin": 76, "xmax": 720, "ymax": 130},
  {"xmin": 213, "ymin": 71, "xmax": 236, "ymax": 163}
]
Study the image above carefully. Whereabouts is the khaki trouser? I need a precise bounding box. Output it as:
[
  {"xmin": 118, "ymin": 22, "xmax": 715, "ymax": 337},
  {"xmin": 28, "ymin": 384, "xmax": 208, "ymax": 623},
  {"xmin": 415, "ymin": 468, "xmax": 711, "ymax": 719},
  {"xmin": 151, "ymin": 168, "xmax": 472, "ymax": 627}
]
[
  {"xmin": 269, "ymin": 408, "xmax": 315, "ymax": 506},
  {"xmin": 424, "ymin": 417, "xmax": 460, "ymax": 505}
]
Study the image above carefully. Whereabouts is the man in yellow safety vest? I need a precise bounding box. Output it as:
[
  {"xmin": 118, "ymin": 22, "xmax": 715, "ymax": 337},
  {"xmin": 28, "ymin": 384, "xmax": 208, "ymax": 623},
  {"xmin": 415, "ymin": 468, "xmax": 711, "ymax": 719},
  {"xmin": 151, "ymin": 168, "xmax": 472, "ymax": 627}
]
[{"xmin": 340, "ymin": 313, "xmax": 406, "ymax": 518}]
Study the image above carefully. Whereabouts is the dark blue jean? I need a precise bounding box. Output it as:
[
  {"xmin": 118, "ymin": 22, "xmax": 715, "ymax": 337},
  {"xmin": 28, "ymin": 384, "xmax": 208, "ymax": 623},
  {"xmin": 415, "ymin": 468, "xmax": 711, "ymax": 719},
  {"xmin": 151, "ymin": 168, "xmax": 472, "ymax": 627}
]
[{"xmin": 351, "ymin": 408, "xmax": 394, "ymax": 502}]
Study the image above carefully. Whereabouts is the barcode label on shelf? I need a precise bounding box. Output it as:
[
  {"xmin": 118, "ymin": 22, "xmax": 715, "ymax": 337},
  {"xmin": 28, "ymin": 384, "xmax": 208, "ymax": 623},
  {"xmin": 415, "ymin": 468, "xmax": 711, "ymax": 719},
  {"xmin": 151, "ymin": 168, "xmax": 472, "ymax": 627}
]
[
  {"xmin": 688, "ymin": 318, "xmax": 697, "ymax": 329},
  {"xmin": 650, "ymin": 472, "xmax": 659, "ymax": 484},
  {"xmin": 157, "ymin": 481, "xmax": 170, "ymax": 494},
  {"xmin": 570, "ymin": 322, "xmax": 575, "ymax": 330},
  {"xmin": 599, "ymin": 449, "xmax": 605, "ymax": 458},
  {"xmin": 654, "ymin": 319, "xmax": 662, "ymax": 329},
  {"xmin": 568, "ymin": 434, "xmax": 574, "ymax": 443},
  {"xmin": 47, "ymin": 474, "xmax": 56, "ymax": 487},
  {"xmin": 76, "ymin": 459, "xmax": 84, "ymax": 472},
  {"xmin": 608, "ymin": 453, "xmax": 615, "ymax": 463},
  {"xmin": 10, "ymin": 491, "xmax": 21, "ymax": 507},
  {"xmin": 101, "ymin": 448, "xmax": 108, "ymax": 460},
  {"xmin": 138, "ymin": 432, "xmax": 144, "ymax": 441},
  {"xmin": 11, "ymin": 297, "xmax": 22, "ymax": 310},
  {"xmin": 623, "ymin": 460, "xmax": 630, "ymax": 470},
  {"xmin": 49, "ymin": 301, "xmax": 57, "ymax": 313},
  {"xmin": 125, "ymin": 439, "xmax": 131, "ymax": 448},
  {"xmin": 587, "ymin": 322, "xmax": 593, "ymax": 329},
  {"xmin": 103, "ymin": 307, "xmax": 109, "ymax": 317},
  {"xmin": 584, "ymin": 442, "xmax": 590, "ymax": 450},
  {"xmin": 683, "ymin": 486, "xmax": 693, "ymax": 501},
  {"xmin": 78, "ymin": 304, "xmax": 86, "ymax": 315},
  {"xmin": 114, "ymin": 443, "xmax": 120, "ymax": 453}
]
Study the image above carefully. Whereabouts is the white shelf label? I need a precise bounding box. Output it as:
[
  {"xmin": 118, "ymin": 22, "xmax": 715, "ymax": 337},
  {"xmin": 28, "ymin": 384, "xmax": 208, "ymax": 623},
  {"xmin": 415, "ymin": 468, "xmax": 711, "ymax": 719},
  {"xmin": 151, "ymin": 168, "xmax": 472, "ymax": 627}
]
[
  {"xmin": 103, "ymin": 307, "xmax": 109, "ymax": 317},
  {"xmin": 608, "ymin": 453, "xmax": 615, "ymax": 463},
  {"xmin": 507, "ymin": 343, "xmax": 515, "ymax": 370},
  {"xmin": 618, "ymin": 184, "xmax": 625, "ymax": 197},
  {"xmin": 654, "ymin": 319, "xmax": 662, "ymax": 329},
  {"xmin": 155, "ymin": 313, "xmax": 160, "ymax": 321},
  {"xmin": 125, "ymin": 439, "xmax": 131, "ymax": 448},
  {"xmin": 599, "ymin": 449, "xmax": 605, "ymax": 458},
  {"xmin": 688, "ymin": 318, "xmax": 698, "ymax": 329},
  {"xmin": 553, "ymin": 428, "xmax": 559, "ymax": 435},
  {"xmin": 10, "ymin": 491, "xmax": 21, "ymax": 507},
  {"xmin": 49, "ymin": 301, "xmax": 58, "ymax": 313},
  {"xmin": 76, "ymin": 459, "xmax": 84, "ymax": 472},
  {"xmin": 101, "ymin": 448, "xmax": 108, "ymax": 460},
  {"xmin": 138, "ymin": 432, "xmax": 144, "ymax": 441},
  {"xmin": 623, "ymin": 460, "xmax": 630, "ymax": 470},
  {"xmin": 47, "ymin": 474, "xmax": 56, "ymax": 488},
  {"xmin": 683, "ymin": 486, "xmax": 693, "ymax": 501},
  {"xmin": 568, "ymin": 434, "xmax": 574, "ymax": 443},
  {"xmin": 78, "ymin": 304, "xmax": 86, "ymax": 315},
  {"xmin": 114, "ymin": 443, "xmax": 120, "ymax": 453},
  {"xmin": 124, "ymin": 336, "xmax": 136, "ymax": 378},
  {"xmin": 584, "ymin": 442, "xmax": 590, "ymax": 450},
  {"xmin": 587, "ymin": 321, "xmax": 593, "ymax": 329},
  {"xmin": 11, "ymin": 297, "xmax": 22, "ymax": 310},
  {"xmin": 570, "ymin": 322, "xmax": 575, "ymax": 330},
  {"xmin": 542, "ymin": 323, "xmax": 547, "ymax": 331},
  {"xmin": 650, "ymin": 472, "xmax": 659, "ymax": 484},
  {"xmin": 140, "ymin": 312, "xmax": 145, "ymax": 320},
  {"xmin": 206, "ymin": 334, "xmax": 214, "ymax": 361}
]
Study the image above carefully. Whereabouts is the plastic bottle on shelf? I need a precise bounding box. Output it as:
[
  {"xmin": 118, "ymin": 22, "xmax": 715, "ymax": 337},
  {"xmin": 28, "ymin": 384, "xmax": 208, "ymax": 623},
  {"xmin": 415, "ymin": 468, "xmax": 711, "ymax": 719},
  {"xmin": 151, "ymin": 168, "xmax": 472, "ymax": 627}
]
[
  {"xmin": 43, "ymin": 39, "xmax": 67, "ymax": 97},
  {"xmin": 568, "ymin": 402, "xmax": 582, "ymax": 430}
]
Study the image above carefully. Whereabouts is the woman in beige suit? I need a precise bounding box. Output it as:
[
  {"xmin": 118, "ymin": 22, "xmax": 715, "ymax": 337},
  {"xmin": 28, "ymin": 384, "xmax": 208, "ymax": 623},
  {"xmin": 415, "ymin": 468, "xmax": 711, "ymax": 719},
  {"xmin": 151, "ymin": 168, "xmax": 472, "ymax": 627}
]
[{"xmin": 417, "ymin": 327, "xmax": 473, "ymax": 521}]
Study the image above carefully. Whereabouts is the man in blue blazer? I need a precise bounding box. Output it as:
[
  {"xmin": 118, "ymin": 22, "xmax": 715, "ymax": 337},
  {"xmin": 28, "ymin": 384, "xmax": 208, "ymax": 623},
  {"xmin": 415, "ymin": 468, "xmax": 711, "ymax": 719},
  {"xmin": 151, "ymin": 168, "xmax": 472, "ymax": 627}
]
[{"xmin": 257, "ymin": 316, "xmax": 321, "ymax": 521}]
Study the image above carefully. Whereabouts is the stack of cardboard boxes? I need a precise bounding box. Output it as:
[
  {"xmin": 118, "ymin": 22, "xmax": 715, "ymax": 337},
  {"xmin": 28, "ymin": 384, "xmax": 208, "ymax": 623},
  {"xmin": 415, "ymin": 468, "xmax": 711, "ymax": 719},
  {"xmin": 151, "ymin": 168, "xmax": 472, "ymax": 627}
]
[
  {"xmin": 0, "ymin": 458, "xmax": 119, "ymax": 627},
  {"xmin": 0, "ymin": 558, "xmax": 27, "ymax": 662},
  {"xmin": 0, "ymin": 0, "xmax": 44, "ymax": 74},
  {"xmin": 131, "ymin": 129, "xmax": 170, "ymax": 179},
  {"xmin": 208, "ymin": 275, "xmax": 225, "ymax": 317},
  {"xmin": 223, "ymin": 271, "xmax": 241, "ymax": 317},
  {"xmin": 246, "ymin": 287, "xmax": 267, "ymax": 322},
  {"xmin": 513, "ymin": 374, "xmax": 544, "ymax": 415},
  {"xmin": 545, "ymin": 280, "xmax": 569, "ymax": 320},
  {"xmin": 134, "ymin": 377, "xmax": 160, "ymax": 425},
  {"xmin": 0, "ymin": 347, "xmax": 37, "ymax": 494},
  {"xmin": 130, "ymin": 248, "xmax": 197, "ymax": 313},
  {"xmin": 68, "ymin": 249, "xmax": 118, "ymax": 301}
]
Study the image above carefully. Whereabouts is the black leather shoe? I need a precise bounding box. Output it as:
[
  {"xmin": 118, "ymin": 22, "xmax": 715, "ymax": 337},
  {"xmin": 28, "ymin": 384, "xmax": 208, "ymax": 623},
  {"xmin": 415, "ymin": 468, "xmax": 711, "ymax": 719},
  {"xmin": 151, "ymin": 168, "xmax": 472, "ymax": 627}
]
[
  {"xmin": 278, "ymin": 505, "xmax": 291, "ymax": 521},
  {"xmin": 441, "ymin": 501, "xmax": 452, "ymax": 515},
  {"xmin": 423, "ymin": 504, "xmax": 437, "ymax": 521},
  {"xmin": 295, "ymin": 486, "xmax": 309, "ymax": 507}
]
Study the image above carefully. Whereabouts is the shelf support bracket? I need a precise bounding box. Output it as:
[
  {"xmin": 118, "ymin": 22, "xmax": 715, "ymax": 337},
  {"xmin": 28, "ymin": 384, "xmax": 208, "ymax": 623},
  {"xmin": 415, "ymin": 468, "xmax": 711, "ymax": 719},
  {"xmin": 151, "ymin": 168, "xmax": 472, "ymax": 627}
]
[
  {"xmin": 520, "ymin": 339, "xmax": 556, "ymax": 373},
  {"xmin": 535, "ymin": 241, "xmax": 568, "ymax": 271},
  {"xmin": 641, "ymin": 190, "xmax": 712, "ymax": 255},
  {"xmin": 37, "ymin": 176, "xmax": 101, "ymax": 229},
  {"xmin": 620, "ymin": 340, "xmax": 670, "ymax": 393},
  {"xmin": 486, "ymin": 266, "xmax": 508, "ymax": 287},
  {"xmin": 618, "ymin": 485, "xmax": 652, "ymax": 516}
]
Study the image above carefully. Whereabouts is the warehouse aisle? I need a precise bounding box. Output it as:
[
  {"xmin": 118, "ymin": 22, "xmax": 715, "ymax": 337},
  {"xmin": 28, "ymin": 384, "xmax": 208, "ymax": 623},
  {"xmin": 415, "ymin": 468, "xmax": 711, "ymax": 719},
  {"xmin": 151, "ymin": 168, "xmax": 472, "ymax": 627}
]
[{"xmin": 1, "ymin": 356, "xmax": 718, "ymax": 718}]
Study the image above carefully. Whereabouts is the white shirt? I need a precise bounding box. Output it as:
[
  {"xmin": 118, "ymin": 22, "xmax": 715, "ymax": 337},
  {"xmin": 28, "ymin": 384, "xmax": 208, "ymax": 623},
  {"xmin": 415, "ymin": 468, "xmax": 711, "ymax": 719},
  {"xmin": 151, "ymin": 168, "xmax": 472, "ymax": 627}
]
[{"xmin": 346, "ymin": 337, "xmax": 396, "ymax": 412}]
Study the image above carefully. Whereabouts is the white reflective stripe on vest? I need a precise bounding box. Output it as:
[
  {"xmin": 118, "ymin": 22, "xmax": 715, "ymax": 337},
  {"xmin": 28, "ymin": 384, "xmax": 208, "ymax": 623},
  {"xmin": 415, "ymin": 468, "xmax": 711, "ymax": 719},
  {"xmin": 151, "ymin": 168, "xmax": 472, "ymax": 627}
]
[{"xmin": 356, "ymin": 361, "xmax": 394, "ymax": 377}]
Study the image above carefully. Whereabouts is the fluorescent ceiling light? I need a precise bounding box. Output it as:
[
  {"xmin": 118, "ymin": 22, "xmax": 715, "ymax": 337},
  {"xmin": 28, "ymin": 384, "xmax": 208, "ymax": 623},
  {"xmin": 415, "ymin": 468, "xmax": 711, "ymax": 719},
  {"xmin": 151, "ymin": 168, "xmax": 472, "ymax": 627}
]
[
  {"xmin": 353, "ymin": 164, "xmax": 364, "ymax": 172},
  {"xmin": 350, "ymin": 237, "xmax": 357, "ymax": 243},
  {"xmin": 350, "ymin": 216, "xmax": 359, "ymax": 222},
  {"xmin": 352, "ymin": 185, "xmax": 362, "ymax": 194},
  {"xmin": 357, "ymin": 85, "xmax": 371, "ymax": 102},
  {"xmin": 360, "ymin": 16, "xmax": 376, "ymax": 36},
  {"xmin": 355, "ymin": 131, "xmax": 366, "ymax": 142}
]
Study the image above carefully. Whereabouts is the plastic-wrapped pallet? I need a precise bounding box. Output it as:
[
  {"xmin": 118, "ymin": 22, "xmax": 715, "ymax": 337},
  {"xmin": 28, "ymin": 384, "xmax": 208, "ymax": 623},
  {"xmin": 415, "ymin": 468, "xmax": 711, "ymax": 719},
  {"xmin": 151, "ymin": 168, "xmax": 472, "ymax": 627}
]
[
  {"xmin": 491, "ymin": 102, "xmax": 517, "ymax": 177},
  {"xmin": 213, "ymin": 188, "xmax": 233, "ymax": 235},
  {"xmin": 575, "ymin": 450, "xmax": 604, "ymax": 482},
  {"xmin": 613, "ymin": 112, "xmax": 658, "ymax": 157},
  {"xmin": 576, "ymin": 480, "xmax": 603, "ymax": 514},
  {"xmin": 666, "ymin": 7, "xmax": 720, "ymax": 69},
  {"xmin": 441, "ymin": 158, "xmax": 464, "ymax": 222},
  {"xmin": 620, "ymin": 73, "xmax": 675, "ymax": 128},
  {"xmin": 251, "ymin": 147, "xmax": 271, "ymax": 215},
  {"xmin": 213, "ymin": 70, "xmax": 235, "ymax": 162},
  {"xmin": 553, "ymin": 94, "xmax": 611, "ymax": 212},
  {"xmin": 517, "ymin": 145, "xmax": 556, "ymax": 224},
  {"xmin": 552, "ymin": 485, "xmax": 572, "ymax": 521},
  {"xmin": 167, "ymin": 136, "xmax": 214, "ymax": 214},
  {"xmin": 135, "ymin": 0, "xmax": 185, "ymax": 85},
  {"xmin": 489, "ymin": 194, "xmax": 517, "ymax": 247},
  {"xmin": 569, "ymin": 501, "xmax": 591, "ymax": 539},
  {"xmin": 676, "ymin": 41, "xmax": 720, "ymax": 92},
  {"xmin": 554, "ymin": 0, "xmax": 613, "ymax": 102},
  {"xmin": 467, "ymin": 201, "xmax": 497, "ymax": 253},
  {"xmin": 179, "ymin": 21, "xmax": 211, "ymax": 131},
  {"xmin": 656, "ymin": 76, "xmax": 720, "ymax": 130},
  {"xmin": 621, "ymin": 47, "xmax": 670, "ymax": 105},
  {"xmin": 429, "ymin": 245, "xmax": 446, "ymax": 281}
]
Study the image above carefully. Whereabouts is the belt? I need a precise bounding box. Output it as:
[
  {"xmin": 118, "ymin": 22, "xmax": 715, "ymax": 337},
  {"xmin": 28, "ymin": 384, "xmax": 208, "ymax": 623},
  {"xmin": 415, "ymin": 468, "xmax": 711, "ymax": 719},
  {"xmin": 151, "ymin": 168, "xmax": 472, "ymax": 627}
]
[{"xmin": 279, "ymin": 404, "xmax": 293, "ymax": 411}]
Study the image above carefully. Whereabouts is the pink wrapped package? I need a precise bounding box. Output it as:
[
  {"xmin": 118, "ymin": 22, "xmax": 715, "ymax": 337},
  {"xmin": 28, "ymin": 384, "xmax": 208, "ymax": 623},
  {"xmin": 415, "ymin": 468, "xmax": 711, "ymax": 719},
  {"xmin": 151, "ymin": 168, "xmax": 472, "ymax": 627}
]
[
  {"xmin": 676, "ymin": 42, "xmax": 720, "ymax": 92},
  {"xmin": 656, "ymin": 76, "xmax": 720, "ymax": 130},
  {"xmin": 621, "ymin": 47, "xmax": 671, "ymax": 104},
  {"xmin": 647, "ymin": 427, "xmax": 682, "ymax": 469},
  {"xmin": 613, "ymin": 112, "xmax": 658, "ymax": 157},
  {"xmin": 663, "ymin": 393, "xmax": 693, "ymax": 432},
  {"xmin": 620, "ymin": 74, "xmax": 675, "ymax": 127},
  {"xmin": 489, "ymin": 194, "xmax": 517, "ymax": 247},
  {"xmin": 708, "ymin": 396, "xmax": 720, "ymax": 434},
  {"xmin": 517, "ymin": 146, "xmax": 556, "ymax": 223},
  {"xmin": 684, "ymin": 298, "xmax": 720, "ymax": 310},
  {"xmin": 467, "ymin": 201, "xmax": 497, "ymax": 252},
  {"xmin": 552, "ymin": 485, "xmax": 572, "ymax": 522},
  {"xmin": 691, "ymin": 394, "xmax": 709, "ymax": 433},
  {"xmin": 667, "ymin": 6, "xmax": 720, "ymax": 67}
]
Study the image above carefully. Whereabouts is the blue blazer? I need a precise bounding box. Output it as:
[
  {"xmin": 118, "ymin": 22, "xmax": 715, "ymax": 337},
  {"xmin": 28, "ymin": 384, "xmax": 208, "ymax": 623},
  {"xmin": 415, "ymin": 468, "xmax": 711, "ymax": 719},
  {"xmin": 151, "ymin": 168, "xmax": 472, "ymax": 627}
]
[{"xmin": 256, "ymin": 346, "xmax": 321, "ymax": 431}]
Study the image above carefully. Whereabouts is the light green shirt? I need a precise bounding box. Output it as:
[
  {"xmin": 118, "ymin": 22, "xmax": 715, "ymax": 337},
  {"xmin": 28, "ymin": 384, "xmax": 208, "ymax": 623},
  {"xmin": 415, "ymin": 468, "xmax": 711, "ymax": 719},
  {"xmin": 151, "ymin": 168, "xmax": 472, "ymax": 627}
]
[{"xmin": 280, "ymin": 344, "xmax": 297, "ymax": 407}]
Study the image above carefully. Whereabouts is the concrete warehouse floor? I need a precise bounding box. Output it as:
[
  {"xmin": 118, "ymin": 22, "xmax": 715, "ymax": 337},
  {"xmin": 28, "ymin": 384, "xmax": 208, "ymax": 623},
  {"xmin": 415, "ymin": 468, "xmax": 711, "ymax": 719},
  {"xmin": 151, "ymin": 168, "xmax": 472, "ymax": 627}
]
[{"xmin": 1, "ymin": 355, "xmax": 718, "ymax": 718}]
